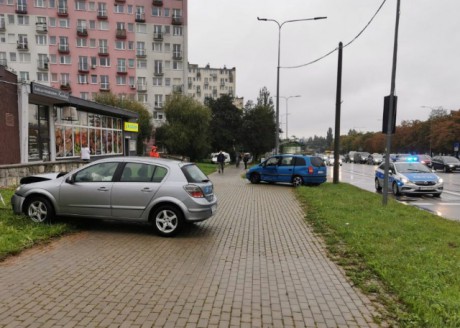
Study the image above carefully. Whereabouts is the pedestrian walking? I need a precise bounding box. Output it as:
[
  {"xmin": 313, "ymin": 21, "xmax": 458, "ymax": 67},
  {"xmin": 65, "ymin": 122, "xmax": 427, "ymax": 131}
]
[
  {"xmin": 217, "ymin": 151, "xmax": 225, "ymax": 174},
  {"xmin": 243, "ymin": 153, "xmax": 250, "ymax": 169},
  {"xmin": 235, "ymin": 152, "xmax": 241, "ymax": 168}
]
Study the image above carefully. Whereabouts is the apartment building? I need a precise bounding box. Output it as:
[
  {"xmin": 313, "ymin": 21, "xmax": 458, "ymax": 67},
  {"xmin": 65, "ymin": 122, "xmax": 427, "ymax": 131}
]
[
  {"xmin": 187, "ymin": 63, "xmax": 238, "ymax": 106},
  {"xmin": 0, "ymin": 0, "xmax": 187, "ymax": 127}
]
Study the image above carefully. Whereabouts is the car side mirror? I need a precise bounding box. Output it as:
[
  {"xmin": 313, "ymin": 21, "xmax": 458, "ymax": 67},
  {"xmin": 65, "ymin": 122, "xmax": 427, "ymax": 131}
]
[{"xmin": 65, "ymin": 174, "xmax": 75, "ymax": 184}]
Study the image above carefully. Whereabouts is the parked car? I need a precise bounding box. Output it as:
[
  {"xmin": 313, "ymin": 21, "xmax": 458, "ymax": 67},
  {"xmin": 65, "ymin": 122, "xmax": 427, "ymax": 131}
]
[
  {"xmin": 246, "ymin": 154, "xmax": 327, "ymax": 187},
  {"xmin": 374, "ymin": 161, "xmax": 443, "ymax": 197},
  {"xmin": 431, "ymin": 156, "xmax": 460, "ymax": 173},
  {"xmin": 344, "ymin": 151, "xmax": 357, "ymax": 163},
  {"xmin": 211, "ymin": 151, "xmax": 231, "ymax": 164},
  {"xmin": 11, "ymin": 157, "xmax": 218, "ymax": 237},
  {"xmin": 367, "ymin": 153, "xmax": 383, "ymax": 165},
  {"xmin": 354, "ymin": 152, "xmax": 370, "ymax": 164}
]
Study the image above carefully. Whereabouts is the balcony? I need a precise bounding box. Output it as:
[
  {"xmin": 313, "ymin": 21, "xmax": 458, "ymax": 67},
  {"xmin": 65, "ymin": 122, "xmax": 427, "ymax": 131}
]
[
  {"xmin": 0, "ymin": 21, "xmax": 5, "ymax": 31},
  {"xmin": 98, "ymin": 47, "xmax": 109, "ymax": 56},
  {"xmin": 97, "ymin": 10, "xmax": 108, "ymax": 20},
  {"xmin": 36, "ymin": 22, "xmax": 47, "ymax": 33},
  {"xmin": 17, "ymin": 41, "xmax": 29, "ymax": 51},
  {"xmin": 137, "ymin": 83, "xmax": 147, "ymax": 92},
  {"xmin": 152, "ymin": 0, "xmax": 163, "ymax": 6},
  {"xmin": 172, "ymin": 51, "xmax": 182, "ymax": 60},
  {"xmin": 16, "ymin": 4, "xmax": 27, "ymax": 14},
  {"xmin": 58, "ymin": 43, "xmax": 70, "ymax": 54},
  {"xmin": 136, "ymin": 49, "xmax": 146, "ymax": 58},
  {"xmin": 116, "ymin": 29, "xmax": 126, "ymax": 39},
  {"xmin": 60, "ymin": 83, "xmax": 71, "ymax": 91},
  {"xmin": 172, "ymin": 16, "xmax": 182, "ymax": 25},
  {"xmin": 135, "ymin": 12, "xmax": 145, "ymax": 23},
  {"xmin": 154, "ymin": 70, "xmax": 163, "ymax": 76},
  {"xmin": 0, "ymin": 59, "xmax": 7, "ymax": 67},
  {"xmin": 100, "ymin": 83, "xmax": 110, "ymax": 91},
  {"xmin": 57, "ymin": 6, "xmax": 68, "ymax": 17},
  {"xmin": 37, "ymin": 59, "xmax": 49, "ymax": 70},
  {"xmin": 154, "ymin": 102, "xmax": 163, "ymax": 109},
  {"xmin": 78, "ymin": 63, "xmax": 89, "ymax": 73},
  {"xmin": 117, "ymin": 66, "xmax": 127, "ymax": 74},
  {"xmin": 115, "ymin": 0, "xmax": 125, "ymax": 2},
  {"xmin": 76, "ymin": 26, "xmax": 88, "ymax": 37},
  {"xmin": 153, "ymin": 32, "xmax": 163, "ymax": 41}
]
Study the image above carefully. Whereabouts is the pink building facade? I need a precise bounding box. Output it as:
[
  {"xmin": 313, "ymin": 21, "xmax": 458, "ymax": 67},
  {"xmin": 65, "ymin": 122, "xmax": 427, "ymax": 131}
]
[{"xmin": 0, "ymin": 0, "xmax": 187, "ymax": 126}]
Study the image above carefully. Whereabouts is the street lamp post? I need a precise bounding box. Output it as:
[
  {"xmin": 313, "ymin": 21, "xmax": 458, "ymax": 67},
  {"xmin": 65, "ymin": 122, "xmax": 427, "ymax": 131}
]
[
  {"xmin": 257, "ymin": 16, "xmax": 326, "ymax": 154},
  {"xmin": 279, "ymin": 95, "xmax": 301, "ymax": 140}
]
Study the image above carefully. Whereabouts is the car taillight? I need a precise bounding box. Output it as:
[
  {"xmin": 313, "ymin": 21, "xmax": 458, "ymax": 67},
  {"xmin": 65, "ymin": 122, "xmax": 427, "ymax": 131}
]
[
  {"xmin": 308, "ymin": 166, "xmax": 314, "ymax": 174},
  {"xmin": 184, "ymin": 184, "xmax": 205, "ymax": 198}
]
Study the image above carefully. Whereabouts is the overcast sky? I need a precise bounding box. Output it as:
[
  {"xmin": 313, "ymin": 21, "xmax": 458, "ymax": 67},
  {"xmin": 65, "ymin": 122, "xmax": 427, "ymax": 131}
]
[{"xmin": 188, "ymin": 0, "xmax": 460, "ymax": 139}]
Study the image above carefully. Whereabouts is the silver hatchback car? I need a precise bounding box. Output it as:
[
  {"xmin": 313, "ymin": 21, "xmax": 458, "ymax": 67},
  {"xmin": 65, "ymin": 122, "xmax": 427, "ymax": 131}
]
[{"xmin": 11, "ymin": 157, "xmax": 217, "ymax": 237}]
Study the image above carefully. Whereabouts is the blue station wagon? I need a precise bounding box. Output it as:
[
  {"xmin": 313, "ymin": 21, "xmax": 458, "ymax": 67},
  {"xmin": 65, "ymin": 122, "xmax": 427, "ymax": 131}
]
[{"xmin": 246, "ymin": 154, "xmax": 327, "ymax": 187}]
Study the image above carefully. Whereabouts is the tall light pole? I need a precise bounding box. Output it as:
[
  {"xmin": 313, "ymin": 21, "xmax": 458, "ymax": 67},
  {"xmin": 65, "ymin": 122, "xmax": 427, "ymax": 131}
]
[
  {"xmin": 278, "ymin": 95, "xmax": 301, "ymax": 140},
  {"xmin": 257, "ymin": 16, "xmax": 327, "ymax": 154}
]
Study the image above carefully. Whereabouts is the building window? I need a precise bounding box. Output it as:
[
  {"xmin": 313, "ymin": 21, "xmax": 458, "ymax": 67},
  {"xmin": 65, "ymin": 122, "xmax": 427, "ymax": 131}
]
[
  {"xmin": 37, "ymin": 72, "xmax": 49, "ymax": 82},
  {"xmin": 29, "ymin": 105, "xmax": 50, "ymax": 162},
  {"xmin": 115, "ymin": 40, "xmax": 125, "ymax": 50},
  {"xmin": 76, "ymin": 38, "xmax": 87, "ymax": 47},
  {"xmin": 152, "ymin": 7, "xmax": 161, "ymax": 17},
  {"xmin": 75, "ymin": 0, "xmax": 85, "ymax": 10},
  {"xmin": 36, "ymin": 35, "xmax": 47, "ymax": 45},
  {"xmin": 59, "ymin": 18, "xmax": 69, "ymax": 28},
  {"xmin": 17, "ymin": 15, "xmax": 29, "ymax": 25},
  {"xmin": 35, "ymin": 0, "xmax": 46, "ymax": 8},
  {"xmin": 173, "ymin": 26, "xmax": 182, "ymax": 36},
  {"xmin": 99, "ymin": 56, "xmax": 110, "ymax": 67},
  {"xmin": 114, "ymin": 4, "xmax": 124, "ymax": 13},
  {"xmin": 78, "ymin": 74, "xmax": 88, "ymax": 84}
]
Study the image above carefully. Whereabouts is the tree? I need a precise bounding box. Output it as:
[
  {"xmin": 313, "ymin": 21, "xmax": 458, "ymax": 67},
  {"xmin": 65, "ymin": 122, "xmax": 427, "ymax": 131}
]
[
  {"xmin": 240, "ymin": 91, "xmax": 276, "ymax": 161},
  {"xmin": 94, "ymin": 92, "xmax": 152, "ymax": 155},
  {"xmin": 155, "ymin": 94, "xmax": 211, "ymax": 161},
  {"xmin": 206, "ymin": 94, "xmax": 243, "ymax": 156}
]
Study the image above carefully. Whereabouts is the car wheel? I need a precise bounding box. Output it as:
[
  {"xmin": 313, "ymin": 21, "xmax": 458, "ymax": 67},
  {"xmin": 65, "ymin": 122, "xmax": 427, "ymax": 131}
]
[
  {"xmin": 392, "ymin": 182, "xmax": 401, "ymax": 196},
  {"xmin": 443, "ymin": 166, "xmax": 449, "ymax": 173},
  {"xmin": 292, "ymin": 176, "xmax": 303, "ymax": 187},
  {"xmin": 151, "ymin": 205, "xmax": 184, "ymax": 237},
  {"xmin": 249, "ymin": 173, "xmax": 261, "ymax": 184},
  {"xmin": 375, "ymin": 178, "xmax": 382, "ymax": 191},
  {"xmin": 433, "ymin": 193, "xmax": 441, "ymax": 198},
  {"xmin": 24, "ymin": 196, "xmax": 54, "ymax": 223}
]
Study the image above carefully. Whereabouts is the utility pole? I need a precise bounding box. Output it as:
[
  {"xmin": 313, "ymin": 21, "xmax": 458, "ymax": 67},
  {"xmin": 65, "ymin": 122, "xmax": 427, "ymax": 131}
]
[
  {"xmin": 382, "ymin": 0, "xmax": 401, "ymax": 205},
  {"xmin": 333, "ymin": 42, "xmax": 343, "ymax": 184}
]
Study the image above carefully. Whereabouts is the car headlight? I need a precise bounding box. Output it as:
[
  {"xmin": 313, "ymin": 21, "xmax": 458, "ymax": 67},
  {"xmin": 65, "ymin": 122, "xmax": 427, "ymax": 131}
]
[
  {"xmin": 401, "ymin": 177, "xmax": 409, "ymax": 184},
  {"xmin": 438, "ymin": 178, "xmax": 443, "ymax": 183}
]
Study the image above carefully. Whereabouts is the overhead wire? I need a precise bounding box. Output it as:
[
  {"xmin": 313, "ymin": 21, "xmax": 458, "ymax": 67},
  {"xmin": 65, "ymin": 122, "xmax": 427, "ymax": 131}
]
[{"xmin": 281, "ymin": 0, "xmax": 388, "ymax": 69}]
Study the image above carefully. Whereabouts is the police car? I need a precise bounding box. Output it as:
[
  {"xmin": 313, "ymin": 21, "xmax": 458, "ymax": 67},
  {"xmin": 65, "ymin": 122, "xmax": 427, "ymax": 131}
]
[{"xmin": 374, "ymin": 159, "xmax": 443, "ymax": 197}]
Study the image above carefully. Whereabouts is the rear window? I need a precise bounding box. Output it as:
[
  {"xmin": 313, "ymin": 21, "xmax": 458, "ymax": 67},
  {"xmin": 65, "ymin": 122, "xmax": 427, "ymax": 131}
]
[
  {"xmin": 310, "ymin": 157, "xmax": 325, "ymax": 167},
  {"xmin": 293, "ymin": 157, "xmax": 306, "ymax": 166},
  {"xmin": 181, "ymin": 164, "xmax": 209, "ymax": 183}
]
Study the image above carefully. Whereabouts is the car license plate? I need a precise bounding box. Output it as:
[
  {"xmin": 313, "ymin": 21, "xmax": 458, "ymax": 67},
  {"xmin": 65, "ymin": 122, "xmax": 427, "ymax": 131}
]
[
  {"xmin": 318, "ymin": 171, "xmax": 324, "ymax": 174},
  {"xmin": 420, "ymin": 186, "xmax": 433, "ymax": 190}
]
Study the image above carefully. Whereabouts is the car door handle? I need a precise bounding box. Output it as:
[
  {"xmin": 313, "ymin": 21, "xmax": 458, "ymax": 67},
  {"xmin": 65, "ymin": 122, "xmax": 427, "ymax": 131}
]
[
  {"xmin": 141, "ymin": 188, "xmax": 153, "ymax": 192},
  {"xmin": 97, "ymin": 187, "xmax": 109, "ymax": 192}
]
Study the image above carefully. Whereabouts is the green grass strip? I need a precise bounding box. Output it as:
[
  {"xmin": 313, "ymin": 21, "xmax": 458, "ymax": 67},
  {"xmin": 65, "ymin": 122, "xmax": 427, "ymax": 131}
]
[{"xmin": 295, "ymin": 183, "xmax": 460, "ymax": 327}]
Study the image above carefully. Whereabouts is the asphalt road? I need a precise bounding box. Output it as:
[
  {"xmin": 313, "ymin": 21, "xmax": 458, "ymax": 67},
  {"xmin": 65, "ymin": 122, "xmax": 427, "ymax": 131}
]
[{"xmin": 329, "ymin": 163, "xmax": 460, "ymax": 221}]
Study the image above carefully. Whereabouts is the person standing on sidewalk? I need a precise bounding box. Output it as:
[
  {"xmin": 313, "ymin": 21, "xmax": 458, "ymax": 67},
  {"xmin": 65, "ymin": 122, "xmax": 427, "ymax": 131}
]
[
  {"xmin": 243, "ymin": 153, "xmax": 250, "ymax": 169},
  {"xmin": 217, "ymin": 151, "xmax": 225, "ymax": 174}
]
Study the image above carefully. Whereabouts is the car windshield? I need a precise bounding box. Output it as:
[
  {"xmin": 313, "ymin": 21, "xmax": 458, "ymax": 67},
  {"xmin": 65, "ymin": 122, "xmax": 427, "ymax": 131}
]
[
  {"xmin": 181, "ymin": 164, "xmax": 209, "ymax": 183},
  {"xmin": 395, "ymin": 162, "xmax": 431, "ymax": 173},
  {"xmin": 443, "ymin": 156, "xmax": 460, "ymax": 163}
]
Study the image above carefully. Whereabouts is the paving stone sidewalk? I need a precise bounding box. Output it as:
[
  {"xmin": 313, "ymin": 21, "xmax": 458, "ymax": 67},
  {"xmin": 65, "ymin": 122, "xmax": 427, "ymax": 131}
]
[{"xmin": 0, "ymin": 165, "xmax": 384, "ymax": 327}]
